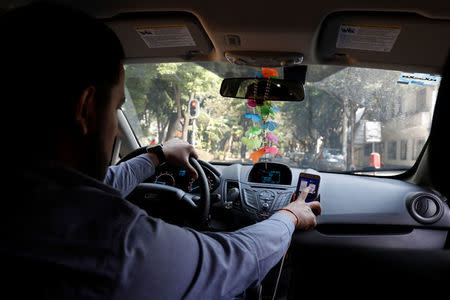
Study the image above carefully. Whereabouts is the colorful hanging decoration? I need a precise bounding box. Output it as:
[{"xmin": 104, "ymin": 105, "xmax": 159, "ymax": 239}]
[
  {"xmin": 266, "ymin": 132, "xmax": 278, "ymax": 145},
  {"xmin": 261, "ymin": 121, "xmax": 278, "ymax": 131},
  {"xmin": 242, "ymin": 67, "xmax": 281, "ymax": 163},
  {"xmin": 261, "ymin": 67, "xmax": 279, "ymax": 78},
  {"xmin": 249, "ymin": 147, "xmax": 265, "ymax": 162},
  {"xmin": 246, "ymin": 99, "xmax": 258, "ymax": 108},
  {"xmin": 245, "ymin": 113, "xmax": 263, "ymax": 123}
]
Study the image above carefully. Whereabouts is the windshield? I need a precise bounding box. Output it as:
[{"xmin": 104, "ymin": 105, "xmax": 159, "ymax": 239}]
[{"xmin": 123, "ymin": 62, "xmax": 440, "ymax": 175}]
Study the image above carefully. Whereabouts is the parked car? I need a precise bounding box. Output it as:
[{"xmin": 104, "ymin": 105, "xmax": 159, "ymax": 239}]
[
  {"xmin": 316, "ymin": 148, "xmax": 346, "ymax": 171},
  {"xmin": 263, "ymin": 152, "xmax": 283, "ymax": 162},
  {"xmin": 298, "ymin": 152, "xmax": 316, "ymax": 169},
  {"xmin": 290, "ymin": 152, "xmax": 304, "ymax": 163}
]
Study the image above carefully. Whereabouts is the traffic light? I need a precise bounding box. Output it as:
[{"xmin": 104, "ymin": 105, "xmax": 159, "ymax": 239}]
[{"xmin": 188, "ymin": 99, "xmax": 200, "ymax": 118}]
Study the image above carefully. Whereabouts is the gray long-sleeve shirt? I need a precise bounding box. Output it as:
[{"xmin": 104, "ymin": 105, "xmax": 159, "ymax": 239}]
[{"xmin": 3, "ymin": 155, "xmax": 294, "ymax": 299}]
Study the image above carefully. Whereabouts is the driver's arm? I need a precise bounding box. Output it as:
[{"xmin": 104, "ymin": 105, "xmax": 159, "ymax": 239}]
[
  {"xmin": 114, "ymin": 208, "xmax": 295, "ymax": 300},
  {"xmin": 104, "ymin": 154, "xmax": 155, "ymax": 198},
  {"xmin": 103, "ymin": 139, "xmax": 197, "ymax": 197}
]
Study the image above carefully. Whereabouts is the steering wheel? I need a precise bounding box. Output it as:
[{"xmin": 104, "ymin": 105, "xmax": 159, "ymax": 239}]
[{"xmin": 118, "ymin": 146, "xmax": 210, "ymax": 225}]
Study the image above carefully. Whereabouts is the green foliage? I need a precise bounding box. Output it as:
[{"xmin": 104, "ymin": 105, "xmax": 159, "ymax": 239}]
[
  {"xmin": 245, "ymin": 126, "xmax": 262, "ymax": 137},
  {"xmin": 280, "ymin": 84, "xmax": 343, "ymax": 153},
  {"xmin": 125, "ymin": 63, "xmax": 221, "ymax": 142},
  {"xmin": 124, "ymin": 62, "xmax": 422, "ymax": 163}
]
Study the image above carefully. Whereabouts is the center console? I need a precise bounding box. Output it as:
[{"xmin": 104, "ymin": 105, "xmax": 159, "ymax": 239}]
[{"xmin": 239, "ymin": 162, "xmax": 295, "ymax": 220}]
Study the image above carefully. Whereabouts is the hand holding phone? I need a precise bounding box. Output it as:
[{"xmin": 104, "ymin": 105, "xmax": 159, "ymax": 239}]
[
  {"xmin": 293, "ymin": 172, "xmax": 320, "ymax": 203},
  {"xmin": 280, "ymin": 174, "xmax": 322, "ymax": 230}
]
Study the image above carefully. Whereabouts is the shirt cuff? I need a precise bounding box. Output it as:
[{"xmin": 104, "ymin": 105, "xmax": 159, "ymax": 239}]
[
  {"xmin": 269, "ymin": 212, "xmax": 295, "ymax": 236},
  {"xmin": 136, "ymin": 153, "xmax": 156, "ymax": 178}
]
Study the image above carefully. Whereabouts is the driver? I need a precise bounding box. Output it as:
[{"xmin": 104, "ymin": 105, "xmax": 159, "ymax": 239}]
[{"xmin": 1, "ymin": 3, "xmax": 322, "ymax": 299}]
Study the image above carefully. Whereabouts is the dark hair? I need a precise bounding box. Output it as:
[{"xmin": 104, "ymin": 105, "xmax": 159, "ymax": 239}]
[{"xmin": 1, "ymin": 2, "xmax": 124, "ymax": 142}]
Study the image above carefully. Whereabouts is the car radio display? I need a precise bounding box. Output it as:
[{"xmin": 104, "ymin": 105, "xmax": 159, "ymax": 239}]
[
  {"xmin": 260, "ymin": 170, "xmax": 281, "ymax": 184},
  {"xmin": 248, "ymin": 162, "xmax": 292, "ymax": 185}
]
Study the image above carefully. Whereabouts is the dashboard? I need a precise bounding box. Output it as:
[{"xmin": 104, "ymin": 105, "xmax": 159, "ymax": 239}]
[
  {"xmin": 134, "ymin": 159, "xmax": 450, "ymax": 293},
  {"xmin": 127, "ymin": 159, "xmax": 450, "ymax": 296},
  {"xmin": 213, "ymin": 162, "xmax": 450, "ymax": 250},
  {"xmin": 139, "ymin": 161, "xmax": 449, "ymax": 250}
]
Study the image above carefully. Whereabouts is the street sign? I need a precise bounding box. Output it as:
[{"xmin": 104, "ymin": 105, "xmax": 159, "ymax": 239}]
[{"xmin": 365, "ymin": 121, "xmax": 381, "ymax": 143}]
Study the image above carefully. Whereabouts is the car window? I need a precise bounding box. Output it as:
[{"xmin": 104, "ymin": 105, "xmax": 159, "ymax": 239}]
[{"xmin": 123, "ymin": 63, "xmax": 440, "ymax": 176}]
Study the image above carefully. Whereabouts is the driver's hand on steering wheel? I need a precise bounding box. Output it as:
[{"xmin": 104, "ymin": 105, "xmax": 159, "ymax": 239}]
[{"xmin": 148, "ymin": 139, "xmax": 199, "ymax": 179}]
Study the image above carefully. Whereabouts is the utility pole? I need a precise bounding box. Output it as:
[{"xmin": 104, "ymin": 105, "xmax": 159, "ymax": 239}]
[
  {"xmin": 192, "ymin": 119, "xmax": 197, "ymax": 147},
  {"xmin": 342, "ymin": 100, "xmax": 348, "ymax": 168}
]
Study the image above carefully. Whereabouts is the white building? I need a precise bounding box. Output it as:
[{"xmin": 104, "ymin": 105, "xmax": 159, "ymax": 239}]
[{"xmin": 354, "ymin": 85, "xmax": 437, "ymax": 169}]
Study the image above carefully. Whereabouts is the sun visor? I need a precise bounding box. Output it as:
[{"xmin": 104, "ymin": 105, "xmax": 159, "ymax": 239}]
[
  {"xmin": 104, "ymin": 12, "xmax": 214, "ymax": 62},
  {"xmin": 316, "ymin": 12, "xmax": 450, "ymax": 73}
]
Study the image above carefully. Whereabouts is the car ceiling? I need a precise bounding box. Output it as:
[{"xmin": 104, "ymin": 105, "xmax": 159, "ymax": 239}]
[{"xmin": 2, "ymin": 0, "xmax": 450, "ymax": 73}]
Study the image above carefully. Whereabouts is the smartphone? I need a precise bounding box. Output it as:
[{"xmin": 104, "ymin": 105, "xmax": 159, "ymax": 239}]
[{"xmin": 292, "ymin": 172, "xmax": 320, "ymax": 203}]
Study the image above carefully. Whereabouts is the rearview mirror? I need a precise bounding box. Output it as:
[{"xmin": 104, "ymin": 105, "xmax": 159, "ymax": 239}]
[{"xmin": 220, "ymin": 78, "xmax": 305, "ymax": 101}]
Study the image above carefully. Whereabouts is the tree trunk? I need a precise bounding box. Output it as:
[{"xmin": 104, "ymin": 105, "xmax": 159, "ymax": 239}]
[
  {"xmin": 175, "ymin": 87, "xmax": 182, "ymax": 120},
  {"xmin": 157, "ymin": 119, "xmax": 162, "ymax": 142},
  {"xmin": 165, "ymin": 113, "xmax": 179, "ymax": 141},
  {"xmin": 182, "ymin": 112, "xmax": 191, "ymax": 142},
  {"xmin": 349, "ymin": 104, "xmax": 356, "ymax": 169},
  {"xmin": 240, "ymin": 116, "xmax": 248, "ymax": 159},
  {"xmin": 342, "ymin": 99, "xmax": 349, "ymax": 168},
  {"xmin": 224, "ymin": 134, "xmax": 233, "ymax": 159},
  {"xmin": 182, "ymin": 92, "xmax": 194, "ymax": 141},
  {"xmin": 166, "ymin": 87, "xmax": 182, "ymax": 141}
]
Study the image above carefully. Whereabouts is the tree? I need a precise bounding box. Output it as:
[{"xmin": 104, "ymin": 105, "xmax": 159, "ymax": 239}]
[
  {"xmin": 125, "ymin": 62, "xmax": 417, "ymax": 166},
  {"xmin": 196, "ymin": 96, "xmax": 246, "ymax": 160},
  {"xmin": 125, "ymin": 63, "xmax": 221, "ymax": 143},
  {"xmin": 280, "ymin": 84, "xmax": 343, "ymax": 154},
  {"xmin": 311, "ymin": 67, "xmax": 397, "ymax": 167}
]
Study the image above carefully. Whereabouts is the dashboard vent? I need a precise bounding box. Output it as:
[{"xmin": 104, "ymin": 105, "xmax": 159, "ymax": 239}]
[
  {"xmin": 226, "ymin": 181, "xmax": 241, "ymax": 208},
  {"xmin": 407, "ymin": 193, "xmax": 444, "ymax": 224}
]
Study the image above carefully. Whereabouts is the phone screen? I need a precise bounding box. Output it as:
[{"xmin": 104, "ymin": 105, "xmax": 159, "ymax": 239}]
[{"xmin": 292, "ymin": 173, "xmax": 320, "ymax": 202}]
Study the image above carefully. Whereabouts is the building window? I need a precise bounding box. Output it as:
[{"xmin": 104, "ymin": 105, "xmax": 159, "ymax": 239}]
[
  {"xmin": 388, "ymin": 141, "xmax": 397, "ymax": 160},
  {"xmin": 400, "ymin": 140, "xmax": 408, "ymax": 160}
]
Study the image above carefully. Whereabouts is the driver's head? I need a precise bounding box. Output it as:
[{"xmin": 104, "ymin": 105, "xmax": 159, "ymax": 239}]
[{"xmin": 1, "ymin": 3, "xmax": 125, "ymax": 180}]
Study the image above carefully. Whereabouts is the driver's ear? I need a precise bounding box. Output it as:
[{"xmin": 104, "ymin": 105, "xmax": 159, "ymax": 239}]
[{"xmin": 74, "ymin": 86, "xmax": 97, "ymax": 135}]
